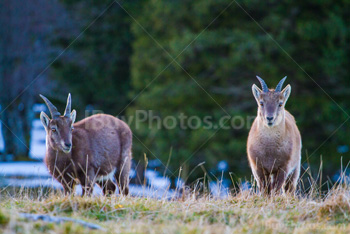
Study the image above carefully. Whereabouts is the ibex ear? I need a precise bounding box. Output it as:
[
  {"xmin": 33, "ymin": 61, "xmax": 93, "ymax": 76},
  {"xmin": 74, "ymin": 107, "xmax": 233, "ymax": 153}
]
[
  {"xmin": 281, "ymin": 84, "xmax": 291, "ymax": 102},
  {"xmin": 252, "ymin": 84, "xmax": 262, "ymax": 103},
  {"xmin": 70, "ymin": 109, "xmax": 77, "ymax": 124},
  {"xmin": 40, "ymin": 112, "xmax": 50, "ymax": 129}
]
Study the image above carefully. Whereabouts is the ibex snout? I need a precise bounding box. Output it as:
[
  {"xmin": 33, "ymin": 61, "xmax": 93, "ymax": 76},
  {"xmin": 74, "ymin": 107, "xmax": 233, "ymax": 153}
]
[
  {"xmin": 60, "ymin": 140, "xmax": 72, "ymax": 153},
  {"xmin": 266, "ymin": 116, "xmax": 274, "ymax": 126},
  {"xmin": 62, "ymin": 142, "xmax": 72, "ymax": 152}
]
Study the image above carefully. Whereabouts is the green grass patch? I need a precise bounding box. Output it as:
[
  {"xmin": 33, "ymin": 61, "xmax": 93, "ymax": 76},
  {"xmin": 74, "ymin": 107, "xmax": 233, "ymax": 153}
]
[{"xmin": 0, "ymin": 185, "xmax": 350, "ymax": 233}]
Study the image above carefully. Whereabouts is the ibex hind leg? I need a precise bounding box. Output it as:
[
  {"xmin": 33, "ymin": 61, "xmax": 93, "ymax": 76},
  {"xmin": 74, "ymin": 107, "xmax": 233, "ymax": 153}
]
[
  {"xmin": 272, "ymin": 170, "xmax": 287, "ymax": 195},
  {"xmin": 97, "ymin": 180, "xmax": 117, "ymax": 196},
  {"xmin": 115, "ymin": 152, "xmax": 131, "ymax": 196}
]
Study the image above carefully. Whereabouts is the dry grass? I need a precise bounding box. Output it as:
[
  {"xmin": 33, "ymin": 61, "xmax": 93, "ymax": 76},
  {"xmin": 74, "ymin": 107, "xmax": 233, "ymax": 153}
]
[{"xmin": 0, "ymin": 180, "xmax": 349, "ymax": 234}]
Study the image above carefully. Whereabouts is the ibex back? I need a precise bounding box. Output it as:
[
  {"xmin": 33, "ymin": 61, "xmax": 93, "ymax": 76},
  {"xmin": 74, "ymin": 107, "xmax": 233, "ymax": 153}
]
[
  {"xmin": 40, "ymin": 94, "xmax": 132, "ymax": 196},
  {"xmin": 247, "ymin": 76, "xmax": 301, "ymax": 195}
]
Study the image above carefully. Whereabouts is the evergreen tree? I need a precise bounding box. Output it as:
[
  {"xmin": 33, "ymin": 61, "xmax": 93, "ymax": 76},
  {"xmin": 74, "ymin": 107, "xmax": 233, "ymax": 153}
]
[{"xmin": 54, "ymin": 0, "xmax": 136, "ymax": 116}]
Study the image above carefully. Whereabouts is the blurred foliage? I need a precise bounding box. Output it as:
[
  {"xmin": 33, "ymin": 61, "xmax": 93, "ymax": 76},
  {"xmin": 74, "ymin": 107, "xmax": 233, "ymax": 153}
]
[
  {"xmin": 55, "ymin": 0, "xmax": 350, "ymax": 182},
  {"xmin": 53, "ymin": 0, "xmax": 137, "ymax": 116}
]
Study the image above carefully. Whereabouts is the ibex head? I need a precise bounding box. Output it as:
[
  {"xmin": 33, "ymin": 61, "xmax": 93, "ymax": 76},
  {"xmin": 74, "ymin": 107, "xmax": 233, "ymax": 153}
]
[
  {"xmin": 252, "ymin": 76, "xmax": 291, "ymax": 127},
  {"xmin": 40, "ymin": 94, "xmax": 77, "ymax": 153}
]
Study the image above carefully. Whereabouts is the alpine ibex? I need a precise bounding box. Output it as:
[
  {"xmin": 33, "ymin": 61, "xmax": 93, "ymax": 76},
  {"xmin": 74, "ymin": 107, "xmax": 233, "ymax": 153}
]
[
  {"xmin": 247, "ymin": 76, "xmax": 301, "ymax": 194},
  {"xmin": 40, "ymin": 94, "xmax": 132, "ymax": 196}
]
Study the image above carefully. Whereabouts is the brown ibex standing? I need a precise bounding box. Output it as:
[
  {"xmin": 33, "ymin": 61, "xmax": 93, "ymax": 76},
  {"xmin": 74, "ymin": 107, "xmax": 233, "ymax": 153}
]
[
  {"xmin": 247, "ymin": 76, "xmax": 301, "ymax": 195},
  {"xmin": 40, "ymin": 94, "xmax": 132, "ymax": 196}
]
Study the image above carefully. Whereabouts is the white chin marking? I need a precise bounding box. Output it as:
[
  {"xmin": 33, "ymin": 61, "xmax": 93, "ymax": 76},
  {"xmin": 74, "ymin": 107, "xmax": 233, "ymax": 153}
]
[
  {"xmin": 266, "ymin": 122, "xmax": 274, "ymax": 127},
  {"xmin": 62, "ymin": 148, "xmax": 71, "ymax": 154},
  {"xmin": 96, "ymin": 168, "xmax": 116, "ymax": 182}
]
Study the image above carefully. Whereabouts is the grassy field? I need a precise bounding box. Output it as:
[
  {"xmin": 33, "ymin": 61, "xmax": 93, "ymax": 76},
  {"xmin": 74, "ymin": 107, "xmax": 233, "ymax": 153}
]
[{"xmin": 0, "ymin": 181, "xmax": 349, "ymax": 234}]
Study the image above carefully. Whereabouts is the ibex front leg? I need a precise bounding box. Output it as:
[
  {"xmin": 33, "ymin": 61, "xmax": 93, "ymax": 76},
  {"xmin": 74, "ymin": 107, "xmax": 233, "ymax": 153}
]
[
  {"xmin": 284, "ymin": 164, "xmax": 300, "ymax": 194},
  {"xmin": 272, "ymin": 169, "xmax": 287, "ymax": 195},
  {"xmin": 78, "ymin": 169, "xmax": 96, "ymax": 196},
  {"xmin": 256, "ymin": 168, "xmax": 272, "ymax": 195}
]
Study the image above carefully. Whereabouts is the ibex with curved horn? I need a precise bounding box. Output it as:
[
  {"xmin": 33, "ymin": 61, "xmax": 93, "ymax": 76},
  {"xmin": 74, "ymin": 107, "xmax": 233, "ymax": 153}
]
[
  {"xmin": 247, "ymin": 76, "xmax": 301, "ymax": 194},
  {"xmin": 40, "ymin": 94, "xmax": 132, "ymax": 196}
]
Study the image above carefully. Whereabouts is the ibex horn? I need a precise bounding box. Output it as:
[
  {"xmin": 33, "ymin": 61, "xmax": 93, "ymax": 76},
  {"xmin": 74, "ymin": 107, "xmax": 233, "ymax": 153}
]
[
  {"xmin": 275, "ymin": 76, "xmax": 287, "ymax": 92},
  {"xmin": 39, "ymin": 94, "xmax": 61, "ymax": 118},
  {"xmin": 63, "ymin": 93, "xmax": 71, "ymax": 117},
  {"xmin": 256, "ymin": 76, "xmax": 269, "ymax": 92}
]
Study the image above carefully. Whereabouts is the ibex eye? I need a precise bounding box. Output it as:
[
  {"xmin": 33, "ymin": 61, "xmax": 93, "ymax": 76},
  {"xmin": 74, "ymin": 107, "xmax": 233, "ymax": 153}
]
[
  {"xmin": 51, "ymin": 128, "xmax": 56, "ymax": 132},
  {"xmin": 279, "ymin": 103, "xmax": 283, "ymax": 107},
  {"xmin": 71, "ymin": 127, "xmax": 74, "ymax": 131},
  {"xmin": 260, "ymin": 102, "xmax": 264, "ymax": 106}
]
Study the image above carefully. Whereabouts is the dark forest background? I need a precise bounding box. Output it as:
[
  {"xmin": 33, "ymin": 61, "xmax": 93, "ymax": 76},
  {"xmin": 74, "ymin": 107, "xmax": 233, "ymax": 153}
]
[{"xmin": 0, "ymin": 0, "xmax": 349, "ymax": 184}]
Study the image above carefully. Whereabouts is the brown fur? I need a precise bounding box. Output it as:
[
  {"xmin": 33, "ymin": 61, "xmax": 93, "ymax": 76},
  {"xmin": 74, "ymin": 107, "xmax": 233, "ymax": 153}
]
[
  {"xmin": 247, "ymin": 79, "xmax": 301, "ymax": 195},
  {"xmin": 40, "ymin": 95, "xmax": 132, "ymax": 196}
]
